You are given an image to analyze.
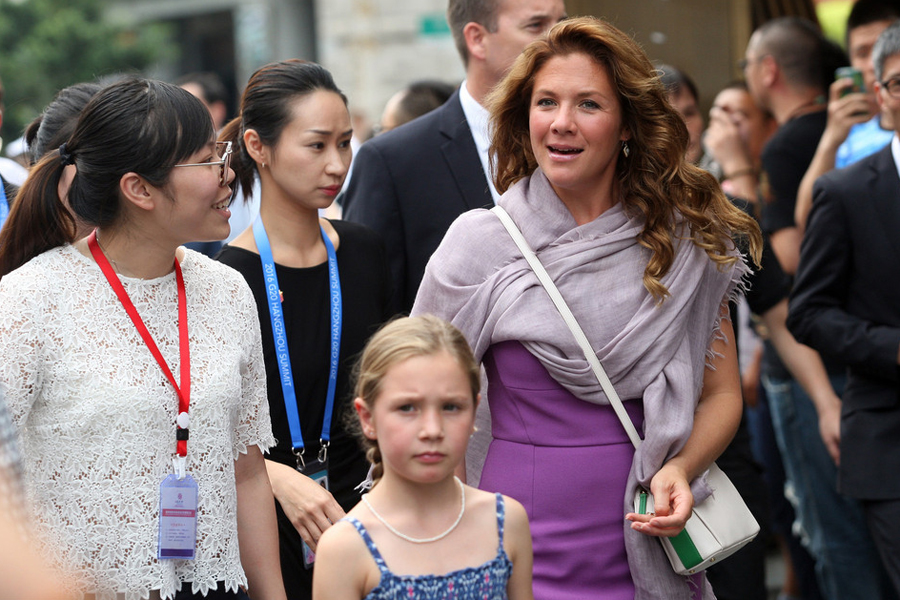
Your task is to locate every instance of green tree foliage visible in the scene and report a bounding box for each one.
[0,0,175,143]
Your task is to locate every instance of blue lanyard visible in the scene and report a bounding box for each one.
[0,182,9,229]
[253,218,342,468]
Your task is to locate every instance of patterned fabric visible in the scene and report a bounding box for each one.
[0,385,26,529]
[0,245,276,600]
[346,493,511,599]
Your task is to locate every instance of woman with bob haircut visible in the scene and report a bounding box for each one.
[0,78,286,600]
[413,16,761,599]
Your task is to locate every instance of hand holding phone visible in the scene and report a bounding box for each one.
[835,66,865,97]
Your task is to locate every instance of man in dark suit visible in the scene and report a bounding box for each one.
[342,0,566,314]
[788,21,900,595]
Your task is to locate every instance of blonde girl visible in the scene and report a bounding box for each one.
[313,316,533,600]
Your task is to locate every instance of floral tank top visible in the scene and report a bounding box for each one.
[344,493,512,599]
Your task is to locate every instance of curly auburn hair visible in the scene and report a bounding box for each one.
[348,316,480,485]
[488,16,762,301]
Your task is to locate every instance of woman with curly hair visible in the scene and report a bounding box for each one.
[412,16,761,599]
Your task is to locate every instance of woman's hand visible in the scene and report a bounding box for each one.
[266,459,345,551]
[625,462,694,537]
[704,106,753,177]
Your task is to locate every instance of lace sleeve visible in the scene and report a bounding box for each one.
[232,279,275,460]
[0,386,27,529]
[0,271,45,431]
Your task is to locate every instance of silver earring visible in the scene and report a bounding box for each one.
[622,141,630,158]
[261,162,266,169]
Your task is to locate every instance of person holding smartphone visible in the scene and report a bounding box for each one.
[795,0,900,231]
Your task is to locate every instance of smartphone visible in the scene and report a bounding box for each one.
[835,66,865,97]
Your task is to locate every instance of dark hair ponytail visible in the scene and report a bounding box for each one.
[0,153,74,277]
[25,82,102,166]
[0,78,213,279]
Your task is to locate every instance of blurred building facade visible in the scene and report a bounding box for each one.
[110,0,816,130]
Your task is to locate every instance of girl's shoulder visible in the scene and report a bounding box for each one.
[464,488,530,555]
[463,487,529,537]
[497,493,529,538]
[315,516,378,597]
[320,516,370,553]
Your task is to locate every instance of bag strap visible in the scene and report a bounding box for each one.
[491,205,643,450]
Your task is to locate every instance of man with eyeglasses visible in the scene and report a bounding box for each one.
[742,17,894,600]
[794,0,900,232]
[788,21,900,596]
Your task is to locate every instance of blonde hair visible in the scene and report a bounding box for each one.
[350,316,480,483]
[488,16,762,301]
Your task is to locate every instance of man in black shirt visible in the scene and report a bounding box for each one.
[741,17,890,599]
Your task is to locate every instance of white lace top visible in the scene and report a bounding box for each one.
[0,245,276,600]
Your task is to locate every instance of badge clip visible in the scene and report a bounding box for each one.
[293,448,306,471]
[173,455,187,480]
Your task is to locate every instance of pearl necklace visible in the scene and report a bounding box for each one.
[361,477,465,544]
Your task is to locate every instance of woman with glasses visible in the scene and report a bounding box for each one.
[0,78,287,600]
[216,60,392,600]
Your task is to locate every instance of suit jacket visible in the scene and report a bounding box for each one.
[787,143,900,499]
[342,90,493,313]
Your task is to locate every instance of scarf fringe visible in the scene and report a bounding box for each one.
[704,254,752,370]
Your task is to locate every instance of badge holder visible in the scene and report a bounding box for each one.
[297,442,330,569]
[159,455,198,560]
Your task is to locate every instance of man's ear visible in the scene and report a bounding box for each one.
[464,21,490,62]
[875,81,886,111]
[760,55,779,88]
[119,172,156,212]
[243,129,269,167]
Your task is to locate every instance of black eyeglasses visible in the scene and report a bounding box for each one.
[173,141,233,187]
[881,77,900,98]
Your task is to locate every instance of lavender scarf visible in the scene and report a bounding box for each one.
[412,168,747,599]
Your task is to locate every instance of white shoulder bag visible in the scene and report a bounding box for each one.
[492,205,759,575]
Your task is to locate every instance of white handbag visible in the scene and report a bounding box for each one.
[492,205,760,575]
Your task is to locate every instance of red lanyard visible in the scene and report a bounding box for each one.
[87,229,191,457]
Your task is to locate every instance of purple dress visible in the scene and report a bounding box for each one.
[480,341,643,599]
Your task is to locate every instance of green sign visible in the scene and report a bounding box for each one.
[420,14,451,37]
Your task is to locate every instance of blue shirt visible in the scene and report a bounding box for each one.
[835,115,893,169]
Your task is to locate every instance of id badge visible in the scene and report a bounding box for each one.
[299,459,329,569]
[158,473,198,560]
